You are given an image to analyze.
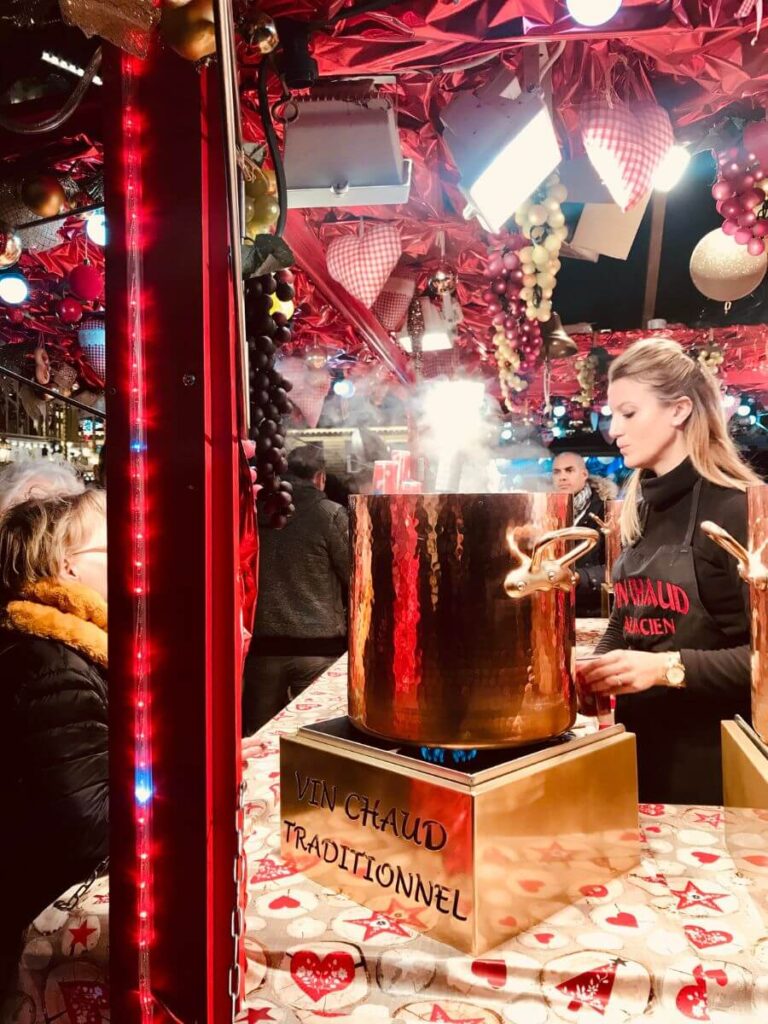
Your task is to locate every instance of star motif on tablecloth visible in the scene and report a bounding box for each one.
[68,920,97,951]
[429,1006,486,1024]
[345,910,413,940]
[244,1008,275,1023]
[93,894,110,904]
[533,840,574,863]
[381,897,428,929]
[670,881,728,912]
[693,811,726,828]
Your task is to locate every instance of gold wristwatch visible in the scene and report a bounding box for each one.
[664,652,686,689]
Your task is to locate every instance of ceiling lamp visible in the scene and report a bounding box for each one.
[86,211,107,246]
[442,71,561,234]
[653,145,691,192]
[398,298,453,353]
[0,270,29,305]
[283,80,412,208]
[566,0,622,27]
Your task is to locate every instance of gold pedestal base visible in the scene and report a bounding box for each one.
[722,718,768,926]
[280,720,640,954]
[722,717,768,810]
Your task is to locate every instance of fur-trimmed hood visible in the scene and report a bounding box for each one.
[589,475,619,501]
[2,579,107,668]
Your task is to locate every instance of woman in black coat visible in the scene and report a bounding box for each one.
[0,489,108,986]
[581,339,758,805]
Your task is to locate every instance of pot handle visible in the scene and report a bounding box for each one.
[505,526,599,599]
[701,520,768,590]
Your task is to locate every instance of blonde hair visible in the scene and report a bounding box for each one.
[0,489,106,600]
[610,338,759,545]
[0,457,84,515]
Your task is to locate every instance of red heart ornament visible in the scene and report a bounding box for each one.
[692,851,720,865]
[606,911,638,928]
[470,959,507,990]
[326,224,401,308]
[581,101,674,211]
[535,932,554,944]
[269,895,300,910]
[518,879,544,893]
[290,949,355,1003]
[684,925,733,949]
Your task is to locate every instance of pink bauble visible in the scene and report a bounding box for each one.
[494,279,507,294]
[482,288,495,304]
[748,238,766,256]
[509,269,524,283]
[722,199,741,219]
[487,256,503,276]
[735,228,753,245]
[744,120,768,170]
[738,211,757,228]
[753,220,768,237]
[492,312,505,326]
[68,262,104,301]
[723,162,744,181]
[741,188,765,210]
[722,219,739,236]
[56,297,83,323]
[712,181,734,201]
[503,251,520,271]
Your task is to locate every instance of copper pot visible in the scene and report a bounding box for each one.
[349,492,599,748]
[702,484,768,743]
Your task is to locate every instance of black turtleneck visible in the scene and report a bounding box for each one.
[596,457,751,699]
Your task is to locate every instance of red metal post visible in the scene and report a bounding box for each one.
[104,43,241,1022]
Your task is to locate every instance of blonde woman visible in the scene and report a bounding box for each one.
[581,338,759,804]
[0,491,107,982]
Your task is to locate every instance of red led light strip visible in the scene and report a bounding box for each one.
[122,53,154,1021]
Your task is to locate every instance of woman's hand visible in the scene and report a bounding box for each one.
[580,650,669,695]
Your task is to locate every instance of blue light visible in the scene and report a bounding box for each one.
[135,779,153,804]
[130,440,146,453]
[500,427,513,440]
[333,378,355,398]
[552,425,563,437]
[420,747,478,765]
[552,403,566,418]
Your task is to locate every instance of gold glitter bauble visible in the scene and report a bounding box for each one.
[690,229,767,302]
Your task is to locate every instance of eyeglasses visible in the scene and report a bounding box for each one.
[70,546,108,557]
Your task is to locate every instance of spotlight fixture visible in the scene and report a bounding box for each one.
[86,211,107,246]
[333,378,355,398]
[442,70,561,233]
[566,0,622,27]
[737,398,753,417]
[601,404,612,416]
[0,270,29,305]
[283,80,412,209]
[653,145,691,192]
[552,401,567,419]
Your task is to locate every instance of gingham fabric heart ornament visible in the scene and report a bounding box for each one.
[326,223,401,308]
[581,101,674,211]
[371,268,415,330]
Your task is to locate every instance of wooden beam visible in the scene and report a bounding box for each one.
[642,191,667,327]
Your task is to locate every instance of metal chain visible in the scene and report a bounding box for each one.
[54,857,109,913]
[228,779,248,1021]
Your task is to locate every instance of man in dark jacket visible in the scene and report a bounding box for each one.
[552,452,614,617]
[242,444,349,734]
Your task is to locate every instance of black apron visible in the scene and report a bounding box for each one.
[612,481,746,805]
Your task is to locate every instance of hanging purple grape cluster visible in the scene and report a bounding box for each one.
[245,269,296,528]
[712,147,768,256]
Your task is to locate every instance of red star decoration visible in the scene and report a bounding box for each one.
[429,1006,485,1024]
[381,897,429,929]
[693,811,726,828]
[345,910,413,940]
[68,920,97,951]
[533,840,574,863]
[244,1008,274,1023]
[670,881,728,912]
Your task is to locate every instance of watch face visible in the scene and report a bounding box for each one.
[667,665,685,685]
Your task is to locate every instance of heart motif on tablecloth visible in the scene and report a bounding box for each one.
[326,224,401,307]
[692,851,720,865]
[606,912,638,928]
[270,895,300,910]
[684,925,734,949]
[470,959,506,989]
[581,101,673,211]
[290,949,355,1002]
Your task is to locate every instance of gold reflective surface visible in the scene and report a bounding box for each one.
[280,725,640,955]
[349,492,599,748]
[702,484,768,742]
